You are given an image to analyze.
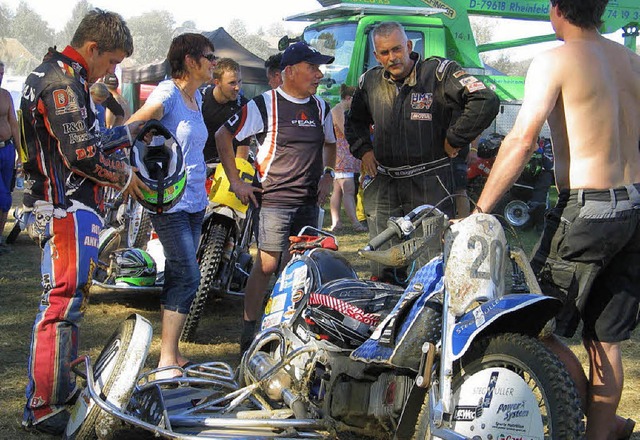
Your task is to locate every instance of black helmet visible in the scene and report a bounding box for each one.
[110,248,157,286]
[477,133,504,159]
[304,278,404,349]
[130,120,186,214]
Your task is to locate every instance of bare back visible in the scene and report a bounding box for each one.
[546,36,640,189]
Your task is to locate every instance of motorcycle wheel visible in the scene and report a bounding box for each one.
[65,314,152,440]
[128,203,153,249]
[503,199,531,229]
[413,333,583,439]
[180,221,229,343]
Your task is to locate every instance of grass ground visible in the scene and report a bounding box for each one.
[0,190,637,438]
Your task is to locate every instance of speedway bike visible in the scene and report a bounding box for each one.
[64,205,583,439]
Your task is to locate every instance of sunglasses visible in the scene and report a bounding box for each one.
[201,53,218,62]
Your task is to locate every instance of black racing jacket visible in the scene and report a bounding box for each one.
[345,52,500,168]
[20,46,132,215]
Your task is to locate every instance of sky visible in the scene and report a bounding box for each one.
[0,0,626,61]
[1,0,321,34]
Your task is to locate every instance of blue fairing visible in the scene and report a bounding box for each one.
[451,294,560,359]
[350,256,444,367]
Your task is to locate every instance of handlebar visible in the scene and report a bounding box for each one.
[363,204,445,251]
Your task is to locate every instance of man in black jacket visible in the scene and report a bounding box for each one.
[345,21,499,281]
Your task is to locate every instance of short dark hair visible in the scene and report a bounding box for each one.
[213,58,240,81]
[167,33,215,79]
[339,83,356,100]
[264,53,283,76]
[550,0,606,29]
[70,9,134,57]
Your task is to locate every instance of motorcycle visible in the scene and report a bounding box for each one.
[179,158,257,342]
[65,205,584,439]
[467,133,554,229]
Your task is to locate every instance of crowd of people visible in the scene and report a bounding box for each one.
[0,0,637,437]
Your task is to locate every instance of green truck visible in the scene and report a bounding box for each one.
[280,0,639,105]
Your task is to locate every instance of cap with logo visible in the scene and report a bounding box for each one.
[280,41,335,69]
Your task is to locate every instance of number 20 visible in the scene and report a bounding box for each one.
[468,234,505,284]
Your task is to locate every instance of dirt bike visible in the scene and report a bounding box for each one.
[65,204,584,439]
[467,134,554,229]
[179,158,257,342]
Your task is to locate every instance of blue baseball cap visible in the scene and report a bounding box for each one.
[280,42,335,69]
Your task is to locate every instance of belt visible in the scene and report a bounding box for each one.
[563,187,630,203]
[376,157,449,179]
[0,137,14,148]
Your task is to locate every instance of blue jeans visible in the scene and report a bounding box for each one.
[0,143,15,211]
[151,209,205,313]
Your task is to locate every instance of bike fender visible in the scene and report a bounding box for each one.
[202,209,236,232]
[450,294,561,360]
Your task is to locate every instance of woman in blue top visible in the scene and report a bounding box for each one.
[128,33,216,378]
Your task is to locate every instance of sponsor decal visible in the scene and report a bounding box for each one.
[262,312,284,328]
[437,58,452,75]
[453,69,467,78]
[496,401,530,423]
[75,146,96,160]
[453,405,481,421]
[62,120,86,134]
[420,0,456,18]
[482,371,499,408]
[69,132,92,144]
[466,81,487,93]
[53,87,80,115]
[497,434,536,440]
[411,112,432,121]
[459,76,479,86]
[411,92,433,110]
[291,110,317,127]
[292,288,305,303]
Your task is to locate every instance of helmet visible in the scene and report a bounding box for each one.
[304,278,404,349]
[111,248,157,286]
[130,120,186,214]
[477,133,504,159]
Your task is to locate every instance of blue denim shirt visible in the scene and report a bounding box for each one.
[146,80,208,213]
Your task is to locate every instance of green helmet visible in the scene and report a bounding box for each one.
[111,248,157,287]
[130,120,186,214]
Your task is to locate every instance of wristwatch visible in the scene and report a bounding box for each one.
[323,166,335,178]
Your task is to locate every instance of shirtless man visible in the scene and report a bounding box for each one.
[0,61,21,248]
[475,1,640,438]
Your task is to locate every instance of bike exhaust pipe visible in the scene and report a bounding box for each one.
[247,351,306,418]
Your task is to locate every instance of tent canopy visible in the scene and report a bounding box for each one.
[122,27,268,85]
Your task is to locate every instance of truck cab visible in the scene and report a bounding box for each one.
[281,0,639,106]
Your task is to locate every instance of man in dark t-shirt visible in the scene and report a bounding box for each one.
[215,42,337,352]
[202,58,249,162]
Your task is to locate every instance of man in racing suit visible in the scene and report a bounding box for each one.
[345,21,499,281]
[20,9,146,434]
